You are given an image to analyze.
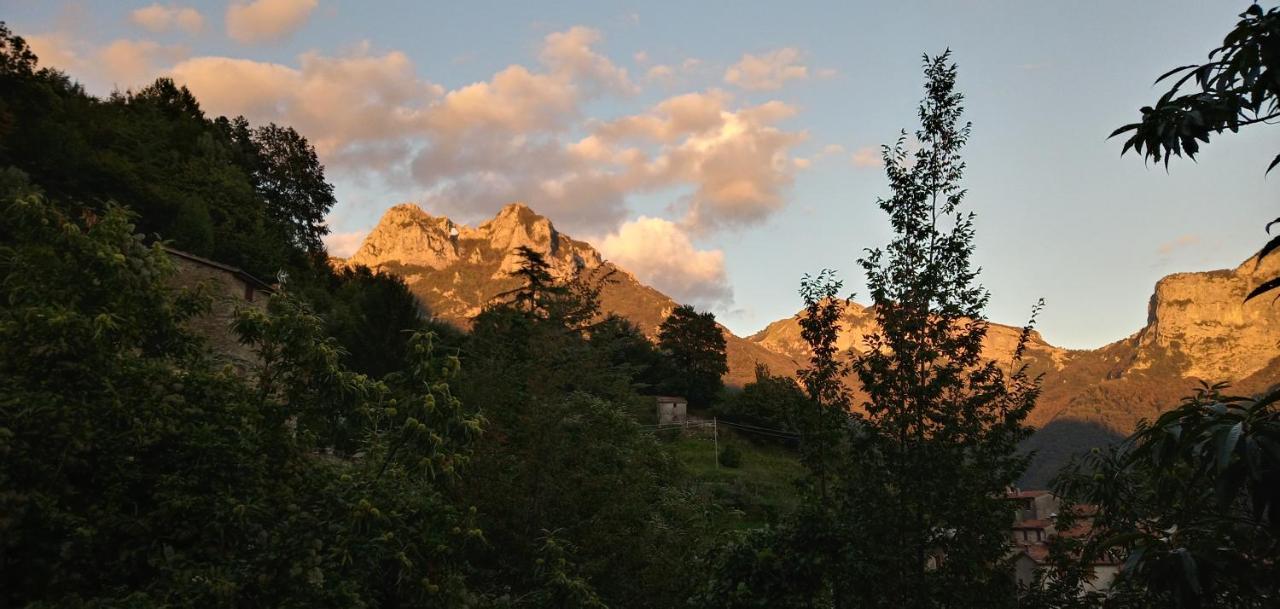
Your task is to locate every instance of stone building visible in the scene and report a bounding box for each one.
[655,396,688,425]
[164,247,273,365]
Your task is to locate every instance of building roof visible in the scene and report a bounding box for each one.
[164,246,275,293]
[1014,519,1053,530]
[1007,489,1049,499]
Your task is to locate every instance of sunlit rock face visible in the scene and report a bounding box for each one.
[334,202,797,387]
[1134,254,1280,382]
[743,255,1280,488]
[748,299,1068,370]
[347,203,461,271]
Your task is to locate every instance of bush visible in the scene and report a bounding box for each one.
[719,445,743,468]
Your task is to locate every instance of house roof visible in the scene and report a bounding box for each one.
[1007,489,1049,499]
[164,246,275,293]
[1013,519,1053,530]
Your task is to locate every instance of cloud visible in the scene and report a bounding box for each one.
[131,4,204,34]
[598,217,731,306]
[24,32,85,73]
[323,230,368,258]
[851,146,882,168]
[159,26,805,235]
[539,26,636,95]
[98,39,187,86]
[226,0,317,43]
[1156,234,1200,256]
[169,44,441,156]
[724,48,808,91]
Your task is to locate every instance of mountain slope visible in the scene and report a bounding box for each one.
[340,202,798,386]
[748,255,1280,485]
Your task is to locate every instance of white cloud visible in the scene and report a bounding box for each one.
[131,4,204,34]
[323,230,368,258]
[851,146,882,168]
[598,217,731,306]
[24,32,85,73]
[153,26,806,236]
[539,26,636,95]
[99,39,187,87]
[169,44,441,156]
[226,0,317,43]
[724,48,808,91]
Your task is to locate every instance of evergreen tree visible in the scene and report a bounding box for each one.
[839,51,1042,609]
[496,246,564,316]
[657,304,728,408]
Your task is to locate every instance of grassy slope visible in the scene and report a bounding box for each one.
[659,427,804,530]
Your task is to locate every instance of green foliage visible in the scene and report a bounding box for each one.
[0,189,482,607]
[795,270,853,501]
[247,122,335,255]
[322,265,449,379]
[658,304,728,408]
[1044,382,1280,608]
[461,267,711,608]
[693,517,835,609]
[1109,3,1280,300]
[835,51,1039,609]
[719,445,743,468]
[1110,3,1279,172]
[716,363,807,439]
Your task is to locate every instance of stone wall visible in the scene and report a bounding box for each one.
[166,250,269,367]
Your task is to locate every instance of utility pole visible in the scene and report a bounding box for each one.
[713,417,720,470]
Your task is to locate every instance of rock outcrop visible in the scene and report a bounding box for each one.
[745,255,1280,487]
[749,300,1068,370]
[338,202,796,386]
[1130,254,1280,381]
[340,200,1280,485]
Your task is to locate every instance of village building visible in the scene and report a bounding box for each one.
[164,246,273,365]
[654,396,688,425]
[1006,489,1120,593]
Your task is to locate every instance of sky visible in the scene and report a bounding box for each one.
[6,0,1278,349]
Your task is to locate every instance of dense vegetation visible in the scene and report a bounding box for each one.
[3,4,1279,607]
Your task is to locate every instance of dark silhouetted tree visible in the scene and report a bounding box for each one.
[657,304,728,408]
[839,51,1041,609]
[249,123,335,255]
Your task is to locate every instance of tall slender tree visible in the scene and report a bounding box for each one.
[840,51,1042,609]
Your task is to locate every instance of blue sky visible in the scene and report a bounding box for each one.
[7,0,1277,348]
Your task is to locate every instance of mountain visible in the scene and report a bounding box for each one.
[339,202,798,386]
[341,202,1280,486]
[748,255,1280,485]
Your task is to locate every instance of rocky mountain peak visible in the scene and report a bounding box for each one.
[345,201,604,280]
[1133,253,1280,381]
[347,203,460,270]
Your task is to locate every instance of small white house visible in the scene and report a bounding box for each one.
[655,396,688,425]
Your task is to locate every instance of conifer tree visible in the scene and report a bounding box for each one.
[840,51,1042,609]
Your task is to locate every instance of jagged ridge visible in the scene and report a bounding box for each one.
[339,202,798,386]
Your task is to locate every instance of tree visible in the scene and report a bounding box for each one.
[1110,3,1280,300]
[839,51,1041,609]
[496,246,564,316]
[795,270,853,502]
[249,123,335,256]
[0,187,483,607]
[1042,382,1280,609]
[716,363,807,439]
[657,304,728,408]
